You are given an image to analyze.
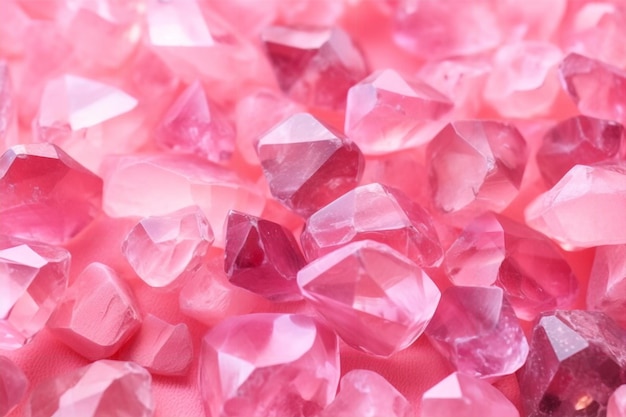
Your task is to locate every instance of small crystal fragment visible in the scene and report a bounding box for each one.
[587,245,626,327]
[0,356,28,416]
[609,385,626,417]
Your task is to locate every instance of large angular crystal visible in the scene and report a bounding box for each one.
[0,356,28,416]
[587,245,626,327]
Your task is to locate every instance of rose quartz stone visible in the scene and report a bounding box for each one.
[122,206,214,289]
[298,240,440,357]
[257,113,364,217]
[0,236,70,350]
[587,245,626,327]
[0,356,28,416]
[27,360,153,417]
[301,183,443,268]
[536,116,626,187]
[0,143,103,245]
[262,25,368,110]
[422,372,520,417]
[426,286,529,380]
[199,313,340,417]
[609,385,626,417]
[47,262,142,360]
[319,370,414,417]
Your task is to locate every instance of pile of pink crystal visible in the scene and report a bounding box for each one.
[2,1,626,416]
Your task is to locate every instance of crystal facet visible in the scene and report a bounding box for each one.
[609,385,626,417]
[587,245,626,328]
[0,356,28,416]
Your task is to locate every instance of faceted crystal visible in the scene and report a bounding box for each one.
[297,240,440,357]
[47,262,142,360]
[0,236,70,350]
[199,313,340,417]
[224,210,305,302]
[257,113,364,217]
[262,26,368,110]
[587,245,626,328]
[422,372,520,417]
[0,356,28,416]
[536,116,626,187]
[122,206,214,289]
[425,286,529,380]
[345,69,452,154]
[519,310,626,417]
[301,183,443,268]
[319,370,414,417]
[0,143,103,244]
[27,360,153,417]
[609,385,626,417]
[445,213,578,320]
[426,121,528,221]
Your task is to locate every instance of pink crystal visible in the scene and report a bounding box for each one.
[422,372,520,417]
[536,116,626,187]
[0,356,28,416]
[257,113,364,217]
[587,245,626,327]
[117,314,193,376]
[297,240,440,357]
[609,385,626,417]
[27,360,153,417]
[519,310,626,417]
[425,286,529,380]
[224,210,305,302]
[0,61,16,148]
[345,69,452,154]
[262,26,368,109]
[47,262,142,360]
[199,313,340,417]
[426,121,528,221]
[0,236,70,350]
[445,213,578,320]
[122,206,214,289]
[0,143,103,245]
[300,183,443,268]
[319,370,414,417]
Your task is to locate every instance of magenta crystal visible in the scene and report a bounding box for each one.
[0,356,28,416]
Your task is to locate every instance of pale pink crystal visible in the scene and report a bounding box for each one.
[425,286,529,380]
[0,236,70,350]
[297,240,440,357]
[0,61,16,148]
[122,206,214,289]
[0,143,103,245]
[47,262,142,360]
[199,313,340,417]
[587,245,626,327]
[609,385,626,417]
[27,360,153,417]
[117,314,193,376]
[300,183,443,268]
[345,69,452,154]
[421,372,520,417]
[0,356,28,416]
[257,113,364,217]
[319,370,414,417]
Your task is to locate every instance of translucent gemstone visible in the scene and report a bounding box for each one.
[154,81,235,163]
[345,69,452,154]
[425,286,529,380]
[560,53,626,125]
[426,121,528,221]
[297,240,441,357]
[301,183,443,268]
[536,116,626,187]
[519,310,626,417]
[525,164,626,248]
[0,61,16,148]
[47,262,142,360]
[445,213,578,320]
[0,356,28,416]
[27,360,153,417]
[609,385,626,417]
[422,372,520,417]
[117,314,193,376]
[261,26,368,110]
[587,245,626,327]
[122,206,214,289]
[224,210,305,302]
[484,42,562,118]
[199,313,340,417]
[257,113,364,217]
[0,236,70,350]
[0,143,103,244]
[318,370,414,417]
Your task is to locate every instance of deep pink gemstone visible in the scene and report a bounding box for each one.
[300,183,443,268]
[298,240,440,357]
[199,313,340,417]
[224,210,305,302]
[519,310,626,417]
[257,113,364,217]
[609,385,626,417]
[0,356,28,416]
[587,245,626,327]
[0,143,103,244]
